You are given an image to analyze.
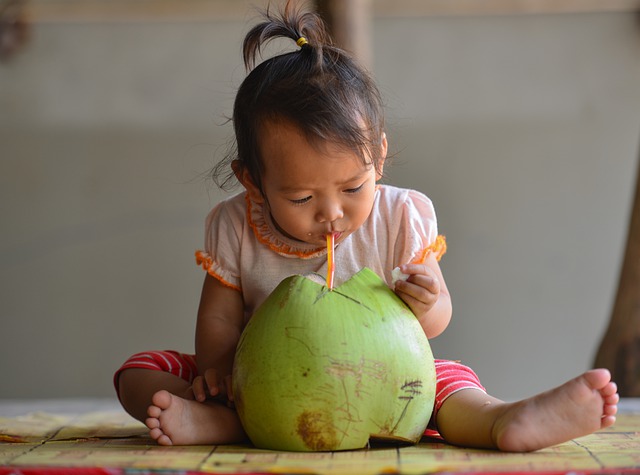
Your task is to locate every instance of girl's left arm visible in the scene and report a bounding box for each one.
[393,252,452,339]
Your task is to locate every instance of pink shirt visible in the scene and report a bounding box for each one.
[196,185,443,321]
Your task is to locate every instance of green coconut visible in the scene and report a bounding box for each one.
[232,267,436,452]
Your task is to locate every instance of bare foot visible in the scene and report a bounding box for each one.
[492,369,619,452]
[145,390,245,446]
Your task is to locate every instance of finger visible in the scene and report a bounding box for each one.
[395,289,426,316]
[225,375,236,408]
[191,377,207,402]
[225,375,234,402]
[399,263,430,277]
[395,282,437,312]
[395,277,435,299]
[204,370,222,397]
[407,274,440,294]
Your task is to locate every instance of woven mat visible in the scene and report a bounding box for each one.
[1,410,639,474]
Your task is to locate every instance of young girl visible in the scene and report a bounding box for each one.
[115,1,618,452]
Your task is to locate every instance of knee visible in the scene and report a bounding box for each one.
[115,368,156,422]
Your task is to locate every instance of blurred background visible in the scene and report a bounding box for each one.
[1,0,639,402]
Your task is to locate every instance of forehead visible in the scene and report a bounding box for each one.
[258,119,370,185]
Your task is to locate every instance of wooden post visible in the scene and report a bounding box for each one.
[594,140,640,397]
[314,0,373,70]
[0,0,30,62]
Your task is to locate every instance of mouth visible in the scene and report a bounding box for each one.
[308,231,343,246]
[326,231,343,243]
[330,231,342,241]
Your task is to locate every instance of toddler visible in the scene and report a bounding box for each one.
[115,1,618,452]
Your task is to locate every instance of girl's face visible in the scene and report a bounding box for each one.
[237,120,387,247]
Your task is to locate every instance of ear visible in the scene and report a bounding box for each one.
[376,132,388,181]
[232,160,264,204]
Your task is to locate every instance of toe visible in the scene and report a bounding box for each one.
[151,389,173,409]
[604,393,620,406]
[601,415,616,429]
[603,403,618,417]
[600,382,618,397]
[149,427,163,440]
[583,369,611,390]
[145,417,160,430]
[157,434,173,446]
[147,405,161,419]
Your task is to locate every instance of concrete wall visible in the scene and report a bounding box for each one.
[1,7,639,401]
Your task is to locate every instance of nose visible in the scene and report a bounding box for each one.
[315,198,344,224]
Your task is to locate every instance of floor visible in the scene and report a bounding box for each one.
[1,398,639,475]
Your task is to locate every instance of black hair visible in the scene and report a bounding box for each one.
[212,0,385,193]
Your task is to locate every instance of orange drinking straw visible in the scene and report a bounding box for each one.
[326,233,335,290]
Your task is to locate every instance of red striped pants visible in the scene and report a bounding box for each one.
[114,351,485,435]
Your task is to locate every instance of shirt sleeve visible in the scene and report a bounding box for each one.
[395,189,446,267]
[195,195,244,291]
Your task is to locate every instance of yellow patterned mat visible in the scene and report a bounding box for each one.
[1,410,639,474]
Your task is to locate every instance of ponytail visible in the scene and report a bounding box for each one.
[242,1,329,72]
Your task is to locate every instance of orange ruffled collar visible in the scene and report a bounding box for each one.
[246,194,328,259]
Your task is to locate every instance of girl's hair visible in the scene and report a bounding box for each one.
[212,0,385,193]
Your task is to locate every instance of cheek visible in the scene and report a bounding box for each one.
[355,203,372,224]
[352,189,376,221]
[272,204,309,229]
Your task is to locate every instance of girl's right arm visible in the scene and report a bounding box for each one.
[193,274,245,403]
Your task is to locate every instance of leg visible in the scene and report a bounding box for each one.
[115,351,246,446]
[436,368,619,452]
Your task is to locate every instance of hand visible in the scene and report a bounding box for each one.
[191,368,234,407]
[393,263,441,318]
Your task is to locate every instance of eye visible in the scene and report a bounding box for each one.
[344,183,365,194]
[289,195,312,205]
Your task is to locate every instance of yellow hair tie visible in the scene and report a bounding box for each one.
[296,36,308,48]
